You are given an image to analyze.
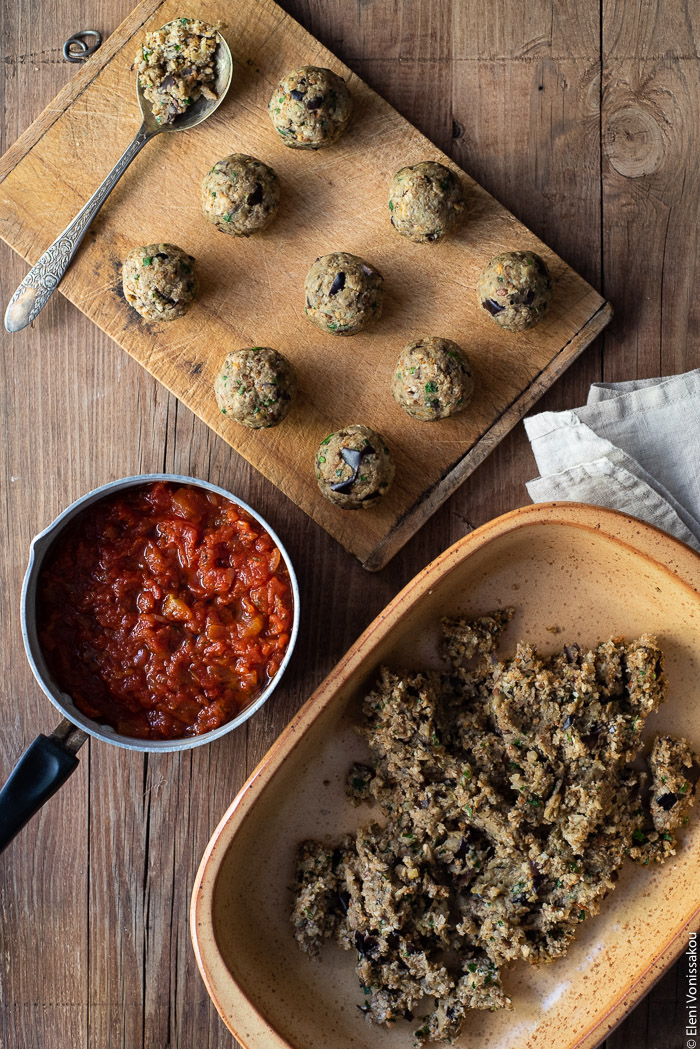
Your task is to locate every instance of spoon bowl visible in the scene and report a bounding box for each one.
[137,21,233,133]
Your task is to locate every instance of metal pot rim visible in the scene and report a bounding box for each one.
[21,473,300,753]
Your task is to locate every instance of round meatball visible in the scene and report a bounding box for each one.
[214,347,297,429]
[201,154,280,237]
[305,253,384,336]
[391,337,474,421]
[268,65,352,150]
[315,425,395,509]
[388,162,465,243]
[476,251,553,332]
[122,243,197,321]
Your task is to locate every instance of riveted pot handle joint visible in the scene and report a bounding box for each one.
[0,725,87,855]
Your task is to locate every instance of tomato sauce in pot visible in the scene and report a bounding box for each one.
[37,482,294,740]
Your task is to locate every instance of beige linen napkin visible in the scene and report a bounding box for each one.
[524,370,700,553]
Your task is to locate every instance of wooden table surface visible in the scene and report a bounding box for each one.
[0,2,696,1048]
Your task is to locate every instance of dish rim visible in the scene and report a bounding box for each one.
[190,501,700,1049]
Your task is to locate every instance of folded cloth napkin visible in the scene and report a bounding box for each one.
[524,369,700,553]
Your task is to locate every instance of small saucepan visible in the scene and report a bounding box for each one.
[0,473,300,854]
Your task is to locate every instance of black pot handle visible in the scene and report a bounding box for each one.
[0,719,87,854]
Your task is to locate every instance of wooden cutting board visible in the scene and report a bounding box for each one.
[0,0,611,570]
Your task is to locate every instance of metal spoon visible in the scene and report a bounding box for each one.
[4,21,232,333]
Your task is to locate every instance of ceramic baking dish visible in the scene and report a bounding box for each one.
[191,502,700,1049]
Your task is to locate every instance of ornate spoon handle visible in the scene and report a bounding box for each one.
[4,123,158,333]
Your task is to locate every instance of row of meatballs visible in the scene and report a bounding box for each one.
[122,64,554,332]
[121,243,553,338]
[212,337,473,510]
[120,245,552,513]
[120,62,555,511]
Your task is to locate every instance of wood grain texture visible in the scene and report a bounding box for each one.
[0,0,609,569]
[0,2,696,1049]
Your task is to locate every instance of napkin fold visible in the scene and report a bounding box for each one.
[524,369,700,553]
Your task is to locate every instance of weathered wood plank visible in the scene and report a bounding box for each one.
[449,37,604,539]
[601,54,700,379]
[600,0,699,1045]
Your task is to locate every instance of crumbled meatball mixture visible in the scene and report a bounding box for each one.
[135,18,220,125]
[346,763,374,804]
[648,736,695,836]
[268,65,352,149]
[292,611,696,1044]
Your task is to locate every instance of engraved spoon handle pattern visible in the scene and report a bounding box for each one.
[4,124,157,333]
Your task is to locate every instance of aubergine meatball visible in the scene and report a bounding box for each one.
[315,425,394,509]
[122,243,197,321]
[391,337,474,421]
[388,162,465,243]
[201,154,280,237]
[476,251,553,332]
[214,347,297,429]
[305,253,384,336]
[268,65,352,150]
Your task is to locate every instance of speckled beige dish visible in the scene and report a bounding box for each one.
[191,503,700,1049]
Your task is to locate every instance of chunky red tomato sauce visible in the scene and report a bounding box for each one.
[38,482,294,740]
